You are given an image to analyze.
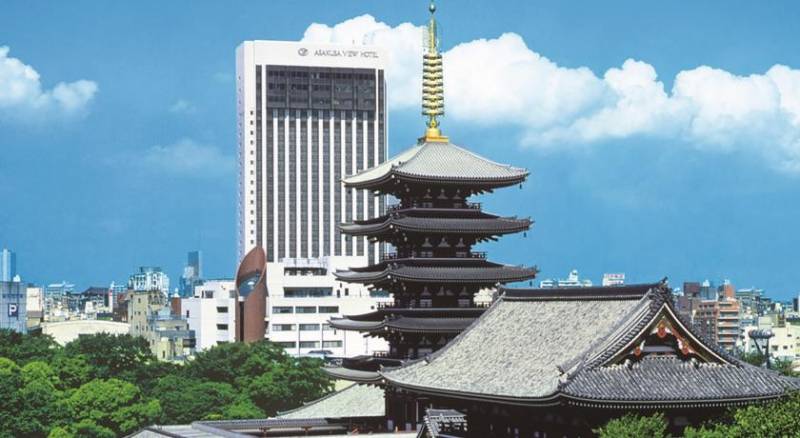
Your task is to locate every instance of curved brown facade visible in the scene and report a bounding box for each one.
[235,246,267,342]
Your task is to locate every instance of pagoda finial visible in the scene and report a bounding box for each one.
[421,0,448,143]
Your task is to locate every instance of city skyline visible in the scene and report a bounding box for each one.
[3,1,800,298]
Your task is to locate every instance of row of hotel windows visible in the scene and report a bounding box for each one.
[272,305,339,314]
[274,340,343,349]
[272,323,333,332]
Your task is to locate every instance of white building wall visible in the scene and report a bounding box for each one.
[182,280,237,352]
[265,256,390,357]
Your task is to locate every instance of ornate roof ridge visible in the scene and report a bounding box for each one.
[499,282,660,301]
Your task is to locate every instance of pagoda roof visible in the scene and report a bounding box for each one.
[340,212,531,237]
[330,315,476,334]
[322,367,384,383]
[343,141,528,190]
[335,259,537,285]
[381,282,800,408]
[277,383,385,420]
[338,307,486,322]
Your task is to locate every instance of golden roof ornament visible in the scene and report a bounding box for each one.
[421,0,448,143]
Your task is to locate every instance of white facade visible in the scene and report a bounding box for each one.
[739,324,800,362]
[128,267,170,294]
[181,280,237,351]
[539,269,593,288]
[236,40,387,264]
[602,273,625,287]
[265,256,390,357]
[26,285,43,313]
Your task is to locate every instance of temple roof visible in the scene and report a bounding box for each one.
[381,283,800,407]
[336,307,486,322]
[340,213,531,237]
[322,367,384,383]
[277,383,385,420]
[343,141,528,190]
[335,258,537,285]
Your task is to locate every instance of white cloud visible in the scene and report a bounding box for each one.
[142,138,233,178]
[169,99,196,114]
[302,15,800,174]
[0,46,97,121]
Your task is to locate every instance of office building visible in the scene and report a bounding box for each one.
[25,285,43,328]
[236,40,387,264]
[181,279,237,351]
[0,248,16,282]
[234,246,268,342]
[129,289,195,362]
[602,273,625,286]
[0,279,26,333]
[128,267,170,295]
[539,269,592,288]
[265,256,392,357]
[179,251,203,297]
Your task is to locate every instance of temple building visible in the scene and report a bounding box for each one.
[134,2,800,437]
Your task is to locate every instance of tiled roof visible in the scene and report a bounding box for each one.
[322,367,383,383]
[343,141,528,189]
[330,316,476,334]
[340,215,531,237]
[336,260,537,285]
[277,383,385,419]
[382,283,800,406]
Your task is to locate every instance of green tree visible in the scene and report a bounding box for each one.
[51,354,92,390]
[594,413,669,438]
[0,357,22,438]
[0,329,60,365]
[63,378,161,436]
[154,375,238,424]
[223,397,264,419]
[63,333,154,381]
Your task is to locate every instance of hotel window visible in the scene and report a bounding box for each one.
[299,323,320,331]
[216,306,228,313]
[318,306,339,313]
[275,341,296,348]
[273,306,293,314]
[216,324,228,330]
[296,306,316,314]
[272,324,295,331]
[299,341,319,349]
[323,340,342,348]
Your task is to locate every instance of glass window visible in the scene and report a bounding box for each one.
[299,341,319,349]
[284,287,332,298]
[216,306,228,313]
[296,306,316,314]
[273,306,293,314]
[275,341,296,348]
[323,340,342,348]
[216,324,228,330]
[318,306,339,313]
[272,324,295,331]
[299,323,320,331]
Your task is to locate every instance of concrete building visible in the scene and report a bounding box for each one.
[128,289,195,362]
[0,248,16,282]
[539,269,593,288]
[42,320,130,345]
[26,285,44,328]
[181,279,237,351]
[236,40,387,264]
[129,267,170,295]
[0,279,26,332]
[601,273,625,287]
[265,256,390,357]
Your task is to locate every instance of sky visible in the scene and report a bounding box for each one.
[1,1,799,299]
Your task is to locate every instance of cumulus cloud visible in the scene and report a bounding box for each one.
[0,46,97,121]
[302,15,800,174]
[142,138,234,178]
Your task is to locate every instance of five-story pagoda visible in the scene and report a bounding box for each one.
[326,1,538,382]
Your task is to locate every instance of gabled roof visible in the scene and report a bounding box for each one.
[277,383,385,420]
[382,282,800,407]
[343,141,528,190]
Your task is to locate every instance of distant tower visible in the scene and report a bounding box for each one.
[1,248,16,282]
[234,246,268,342]
[179,251,203,297]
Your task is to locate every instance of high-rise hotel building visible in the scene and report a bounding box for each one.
[236,41,387,264]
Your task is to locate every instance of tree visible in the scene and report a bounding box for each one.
[63,378,161,436]
[0,357,22,438]
[154,375,238,424]
[51,354,92,389]
[594,413,668,438]
[63,333,154,381]
[0,329,60,365]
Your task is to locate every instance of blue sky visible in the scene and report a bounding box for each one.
[2,1,799,298]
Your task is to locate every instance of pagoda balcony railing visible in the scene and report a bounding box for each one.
[386,202,482,213]
[376,301,491,310]
[380,252,487,262]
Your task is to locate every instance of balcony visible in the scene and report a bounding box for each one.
[380,252,487,262]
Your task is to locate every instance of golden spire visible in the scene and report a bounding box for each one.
[421,0,448,143]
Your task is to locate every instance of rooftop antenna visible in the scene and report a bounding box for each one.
[421,0,448,143]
